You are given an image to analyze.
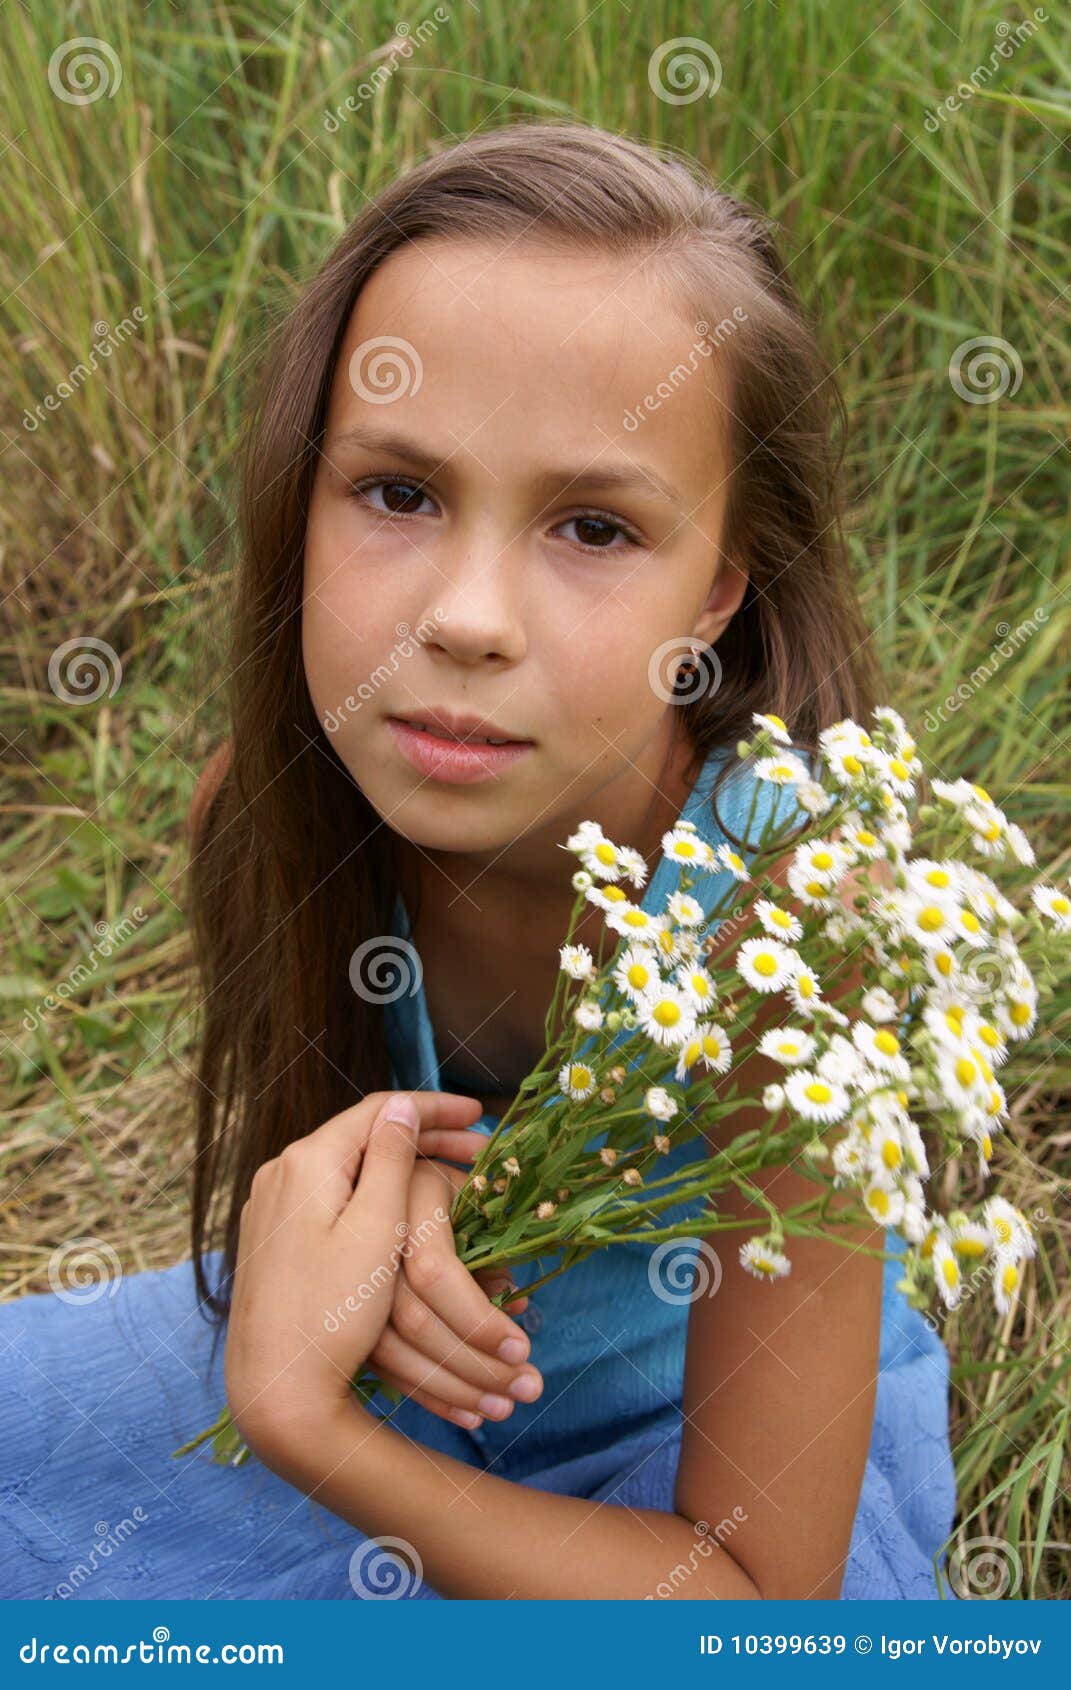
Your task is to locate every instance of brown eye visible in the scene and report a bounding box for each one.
[558,512,640,553]
[350,477,434,517]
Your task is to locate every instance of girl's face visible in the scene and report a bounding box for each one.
[302,236,747,867]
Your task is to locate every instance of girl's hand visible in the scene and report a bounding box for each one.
[224,1089,484,1462]
[367,1151,544,1431]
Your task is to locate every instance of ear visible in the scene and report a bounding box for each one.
[693,556,749,647]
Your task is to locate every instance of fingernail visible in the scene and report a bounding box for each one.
[384,1095,418,1130]
[477,1393,514,1418]
[496,1336,528,1364]
[450,1409,483,1429]
[508,1371,543,1402]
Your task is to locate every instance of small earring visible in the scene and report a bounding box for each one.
[676,640,704,682]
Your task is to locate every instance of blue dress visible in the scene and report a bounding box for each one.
[0,746,956,1600]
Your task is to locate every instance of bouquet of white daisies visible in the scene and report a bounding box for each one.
[180,705,1065,1466]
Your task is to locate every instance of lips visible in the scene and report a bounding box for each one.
[390,713,531,746]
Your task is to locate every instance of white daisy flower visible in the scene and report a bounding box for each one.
[875,749,916,796]
[605,903,668,944]
[751,711,792,744]
[559,1060,598,1101]
[584,882,632,914]
[616,846,649,890]
[715,842,749,881]
[932,1231,963,1308]
[935,1047,988,1109]
[861,1176,906,1227]
[736,936,796,993]
[636,984,697,1049]
[644,1085,679,1123]
[674,1023,733,1079]
[559,942,596,980]
[840,816,884,860]
[823,741,873,786]
[784,1069,850,1124]
[573,1000,605,1031]
[851,1020,911,1077]
[758,1027,816,1067]
[740,1236,791,1280]
[565,819,605,853]
[982,1196,1035,1260]
[675,963,718,1014]
[571,869,593,892]
[754,752,810,786]
[577,834,627,881]
[949,1218,992,1264]
[992,1252,1024,1317]
[755,898,803,942]
[786,961,824,1015]
[666,890,705,928]
[662,826,714,871]
[996,969,1038,1040]
[796,779,833,816]
[762,1083,785,1111]
[861,985,898,1023]
[1032,884,1071,930]
[906,858,963,900]
[872,705,908,738]
[612,945,662,1002]
[832,1129,868,1184]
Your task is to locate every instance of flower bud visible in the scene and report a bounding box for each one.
[599,1146,618,1167]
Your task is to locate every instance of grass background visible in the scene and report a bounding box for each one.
[2,0,1069,1597]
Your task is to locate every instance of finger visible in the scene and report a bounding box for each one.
[372,1320,520,1420]
[416,1127,495,1164]
[309,1091,486,1202]
[400,1189,534,1364]
[390,1270,540,1396]
[370,1364,486,1432]
[339,1095,421,1238]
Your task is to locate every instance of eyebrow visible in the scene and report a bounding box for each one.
[327,424,683,506]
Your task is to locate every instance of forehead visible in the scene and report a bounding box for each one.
[325,236,732,495]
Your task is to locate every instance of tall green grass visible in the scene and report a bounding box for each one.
[2,0,1068,1597]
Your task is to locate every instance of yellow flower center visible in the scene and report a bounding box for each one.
[972,783,992,804]
[604,885,627,903]
[889,758,909,780]
[953,1236,986,1258]
[935,952,954,977]
[961,910,981,934]
[766,714,787,731]
[987,1090,1003,1116]
[653,1000,682,1027]
[868,1187,891,1217]
[624,910,649,927]
[675,840,697,858]
[753,952,778,978]
[594,842,616,865]
[882,1139,902,1169]
[701,1034,723,1058]
[981,1133,993,1158]
[954,1057,977,1087]
[812,850,835,871]
[727,852,744,871]
[855,829,877,848]
[1009,1001,1031,1026]
[1001,1262,1019,1295]
[925,868,951,888]
[945,1011,964,1037]
[806,880,827,898]
[918,906,945,932]
[1052,895,1071,915]
[981,820,1001,842]
[941,1256,960,1289]
[797,974,815,999]
[804,1081,833,1104]
[843,754,863,775]
[769,908,793,928]
[874,1030,900,1056]
[569,1065,592,1088]
[777,1041,800,1057]
[627,963,650,989]
[993,1217,1012,1245]
[978,1023,999,1047]
[896,1090,909,1106]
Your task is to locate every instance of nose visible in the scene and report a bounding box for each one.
[417,525,527,666]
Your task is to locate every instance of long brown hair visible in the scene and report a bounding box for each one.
[186,118,878,1341]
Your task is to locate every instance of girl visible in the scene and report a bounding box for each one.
[0,121,956,1601]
